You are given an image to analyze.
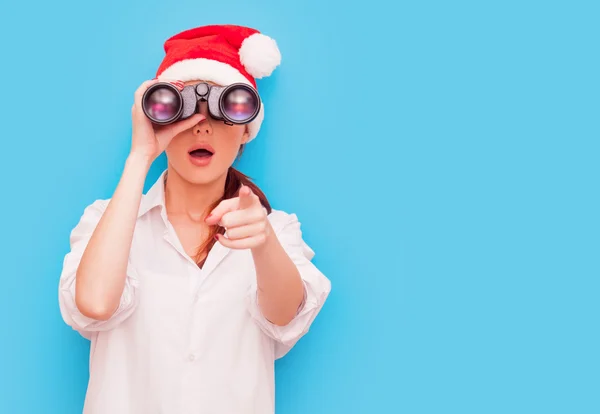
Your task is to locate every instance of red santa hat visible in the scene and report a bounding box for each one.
[155,24,281,142]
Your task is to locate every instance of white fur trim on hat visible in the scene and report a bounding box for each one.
[157,58,264,141]
[157,58,254,86]
[239,33,281,78]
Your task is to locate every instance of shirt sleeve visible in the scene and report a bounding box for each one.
[247,211,332,359]
[58,199,139,338]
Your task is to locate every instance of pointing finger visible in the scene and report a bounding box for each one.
[238,185,256,210]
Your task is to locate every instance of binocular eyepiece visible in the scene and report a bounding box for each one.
[142,82,261,126]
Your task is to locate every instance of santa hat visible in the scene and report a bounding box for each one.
[155,24,281,141]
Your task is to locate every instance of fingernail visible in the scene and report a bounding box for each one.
[214,234,220,241]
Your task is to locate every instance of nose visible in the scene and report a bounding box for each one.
[192,101,212,136]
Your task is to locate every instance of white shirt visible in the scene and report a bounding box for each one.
[58,170,331,414]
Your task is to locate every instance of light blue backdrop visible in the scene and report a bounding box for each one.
[0,0,598,413]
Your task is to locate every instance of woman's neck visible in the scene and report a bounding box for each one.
[163,166,227,222]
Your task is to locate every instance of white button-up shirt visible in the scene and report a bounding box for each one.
[58,170,331,414]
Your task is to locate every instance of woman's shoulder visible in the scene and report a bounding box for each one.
[77,198,111,221]
[267,208,300,229]
[86,198,111,211]
[267,208,316,259]
[66,199,111,243]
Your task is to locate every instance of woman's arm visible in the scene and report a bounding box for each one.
[208,188,331,354]
[250,228,305,325]
[207,185,305,326]
[74,154,150,320]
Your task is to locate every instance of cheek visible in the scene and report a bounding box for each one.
[213,125,246,157]
[164,139,187,162]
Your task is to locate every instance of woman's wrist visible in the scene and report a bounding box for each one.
[126,152,153,173]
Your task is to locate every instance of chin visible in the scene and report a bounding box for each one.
[188,172,223,185]
[171,162,227,186]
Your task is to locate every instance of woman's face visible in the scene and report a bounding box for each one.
[164,80,250,185]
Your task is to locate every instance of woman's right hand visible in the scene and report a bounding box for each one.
[130,79,206,164]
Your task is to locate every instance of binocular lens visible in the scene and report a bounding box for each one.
[143,86,181,122]
[222,88,259,122]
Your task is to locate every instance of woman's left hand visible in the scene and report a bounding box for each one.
[205,186,271,250]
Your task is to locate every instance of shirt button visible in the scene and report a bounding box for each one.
[188,354,195,361]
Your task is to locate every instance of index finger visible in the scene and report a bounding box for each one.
[237,185,256,210]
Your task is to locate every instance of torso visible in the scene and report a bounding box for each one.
[60,174,325,414]
[82,205,281,414]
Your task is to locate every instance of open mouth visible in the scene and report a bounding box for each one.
[189,148,214,158]
[188,144,215,166]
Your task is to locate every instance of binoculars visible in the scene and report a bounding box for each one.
[142,82,261,126]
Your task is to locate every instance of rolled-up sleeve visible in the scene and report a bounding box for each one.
[58,199,139,338]
[247,211,331,359]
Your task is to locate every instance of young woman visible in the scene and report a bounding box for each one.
[58,24,331,414]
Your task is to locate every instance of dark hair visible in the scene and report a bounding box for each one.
[193,145,271,266]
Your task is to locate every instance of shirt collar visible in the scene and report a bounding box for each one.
[138,169,168,218]
[139,169,233,275]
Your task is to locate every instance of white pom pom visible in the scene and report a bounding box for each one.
[239,33,281,79]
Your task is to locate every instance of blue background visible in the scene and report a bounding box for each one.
[1,0,598,412]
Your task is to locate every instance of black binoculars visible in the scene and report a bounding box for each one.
[142,82,261,126]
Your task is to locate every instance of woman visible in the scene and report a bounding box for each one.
[58,24,331,414]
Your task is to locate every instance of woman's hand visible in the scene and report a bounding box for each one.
[130,79,205,164]
[205,185,271,250]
